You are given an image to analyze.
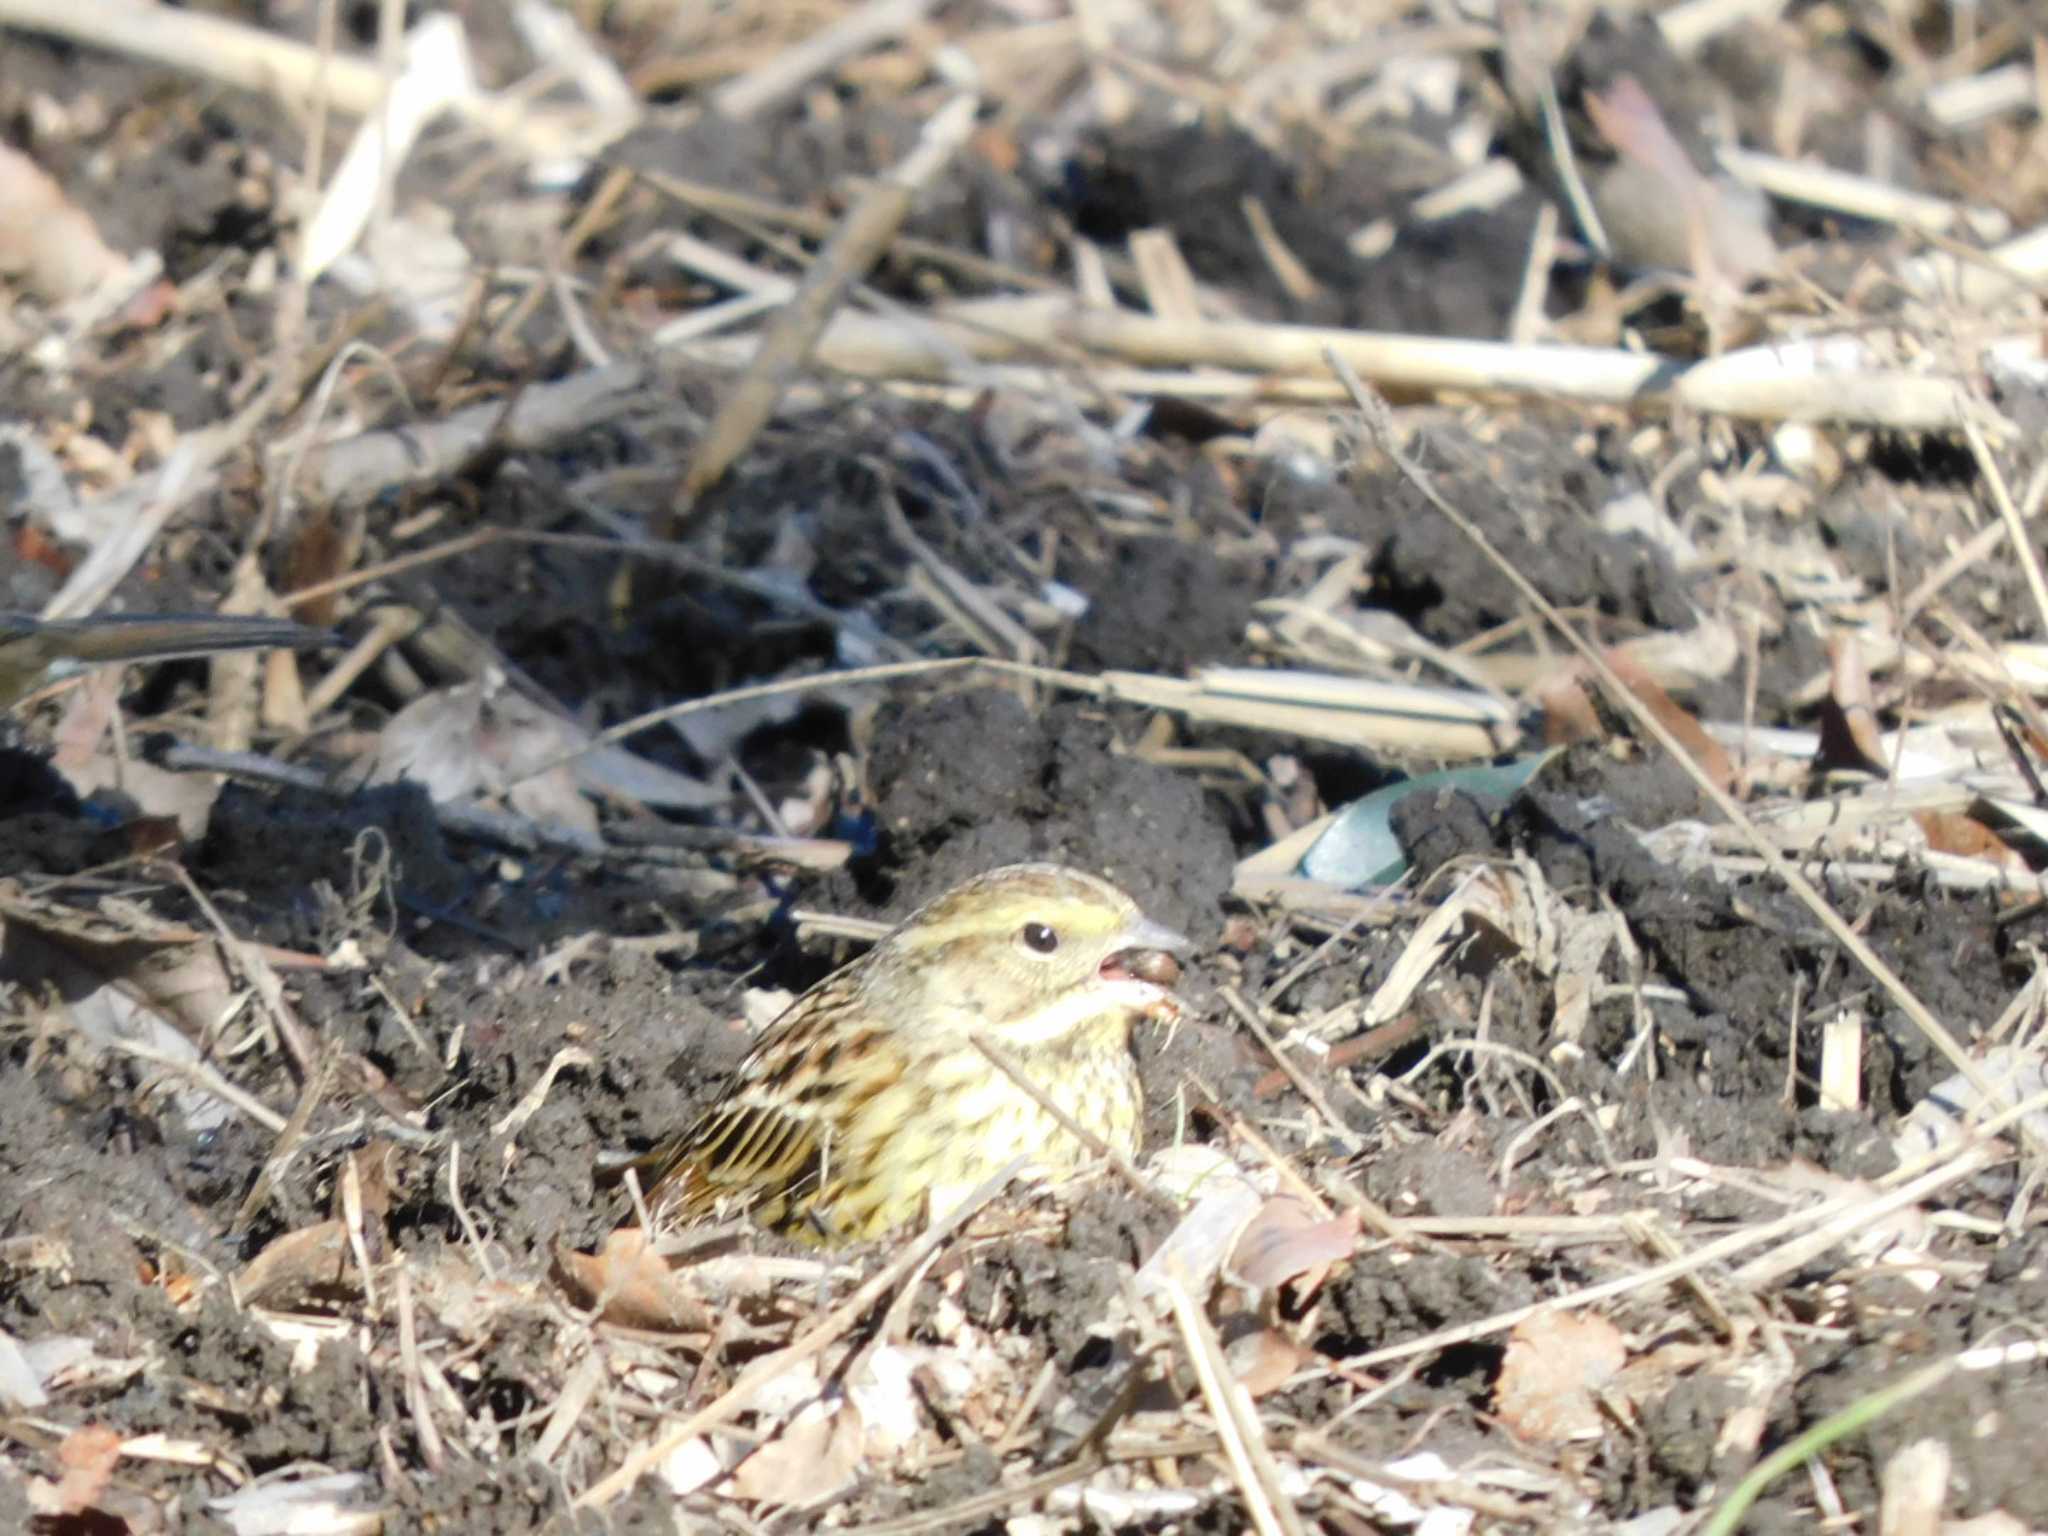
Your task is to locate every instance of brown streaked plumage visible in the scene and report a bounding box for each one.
[0,611,325,711]
[635,863,1191,1245]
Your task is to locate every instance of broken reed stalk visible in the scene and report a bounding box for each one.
[688,291,1982,430]
[0,0,555,151]
[1160,1268,1308,1536]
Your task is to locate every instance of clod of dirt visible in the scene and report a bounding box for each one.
[200,780,467,937]
[1069,535,1259,675]
[1321,1249,1537,1363]
[1340,432,1687,642]
[1061,118,1530,336]
[865,689,1234,941]
[1785,1272,2048,1528]
[1367,1141,1497,1219]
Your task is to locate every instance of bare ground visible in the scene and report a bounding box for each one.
[4,2,2048,1533]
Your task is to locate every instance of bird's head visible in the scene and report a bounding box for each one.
[862,863,1191,1042]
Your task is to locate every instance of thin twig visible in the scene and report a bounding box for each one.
[95,1034,286,1134]
[1216,985,1363,1153]
[232,1044,339,1231]
[1965,413,2048,641]
[1339,1103,2031,1374]
[840,1434,1237,1536]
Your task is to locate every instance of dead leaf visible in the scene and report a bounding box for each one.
[0,1330,47,1410]
[724,1400,865,1506]
[1914,811,2029,884]
[1221,1321,1309,1398]
[0,143,131,302]
[46,670,229,837]
[117,277,178,329]
[232,1222,352,1309]
[553,1229,712,1332]
[1535,668,1602,747]
[27,1422,122,1516]
[1581,75,1776,291]
[371,676,723,836]
[1137,1146,1267,1304]
[206,1471,378,1534]
[330,1142,402,1231]
[1228,1196,1360,1296]
[1759,1160,1933,1262]
[845,1345,927,1456]
[1941,1513,2029,1536]
[1494,1310,1627,1442]
[1880,1437,1949,1536]
[1535,650,1733,794]
[281,510,362,631]
[0,882,238,1042]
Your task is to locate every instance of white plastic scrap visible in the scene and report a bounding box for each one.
[206,1472,378,1536]
[1345,1453,1475,1536]
[1894,1045,2048,1162]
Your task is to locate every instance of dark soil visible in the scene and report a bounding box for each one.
[4,4,2047,1533]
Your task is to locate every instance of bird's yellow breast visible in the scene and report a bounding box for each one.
[789,1025,1142,1243]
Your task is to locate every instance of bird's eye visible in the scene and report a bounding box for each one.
[1020,922,1060,954]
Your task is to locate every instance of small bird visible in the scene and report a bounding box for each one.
[634,863,1191,1245]
[0,611,325,711]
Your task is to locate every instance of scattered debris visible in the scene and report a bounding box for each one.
[2,0,2047,1530]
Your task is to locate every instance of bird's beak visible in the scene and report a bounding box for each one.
[1101,915,1194,987]
[1122,916,1192,956]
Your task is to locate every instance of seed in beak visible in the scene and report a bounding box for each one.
[1101,948,1182,987]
